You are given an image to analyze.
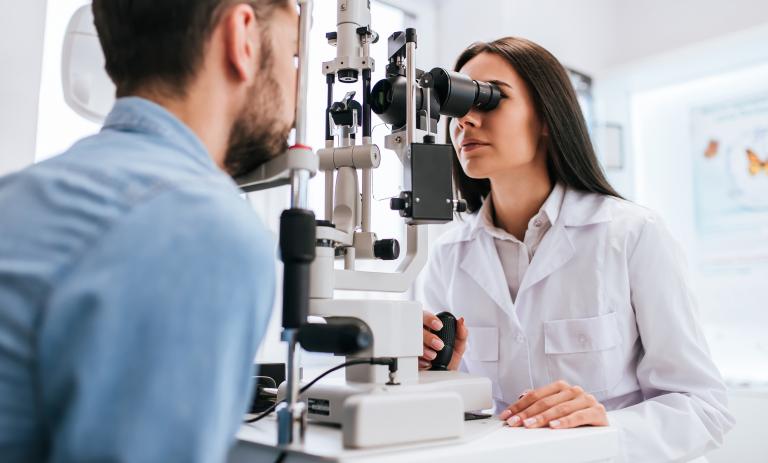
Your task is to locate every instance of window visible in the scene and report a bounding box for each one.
[305,2,407,260]
[254,1,411,365]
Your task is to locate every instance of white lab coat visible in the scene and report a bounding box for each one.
[420,187,734,463]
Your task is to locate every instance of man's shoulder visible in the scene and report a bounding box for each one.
[0,131,266,281]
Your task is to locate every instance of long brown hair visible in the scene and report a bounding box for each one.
[450,37,623,213]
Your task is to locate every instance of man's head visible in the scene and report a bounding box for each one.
[92,0,298,177]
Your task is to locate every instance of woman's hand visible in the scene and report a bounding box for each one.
[419,311,468,370]
[499,380,608,429]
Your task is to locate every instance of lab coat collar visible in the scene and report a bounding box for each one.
[455,187,613,313]
[477,183,565,242]
[460,185,613,243]
[459,230,516,318]
[543,182,566,225]
[559,188,613,227]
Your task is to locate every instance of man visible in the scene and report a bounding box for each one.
[0,1,297,461]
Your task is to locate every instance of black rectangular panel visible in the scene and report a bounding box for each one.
[410,143,453,223]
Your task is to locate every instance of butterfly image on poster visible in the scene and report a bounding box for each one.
[705,139,720,158]
[746,148,768,175]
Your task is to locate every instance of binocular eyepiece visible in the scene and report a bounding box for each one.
[371,67,502,129]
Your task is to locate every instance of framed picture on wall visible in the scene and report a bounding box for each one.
[567,68,595,131]
[594,123,624,170]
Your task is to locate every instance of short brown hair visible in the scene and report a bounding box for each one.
[92,0,290,97]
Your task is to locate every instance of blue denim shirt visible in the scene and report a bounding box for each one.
[0,97,275,462]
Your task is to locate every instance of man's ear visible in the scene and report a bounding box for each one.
[223,4,260,84]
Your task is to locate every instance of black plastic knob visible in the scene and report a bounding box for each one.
[374,239,400,261]
[455,199,468,213]
[390,197,407,211]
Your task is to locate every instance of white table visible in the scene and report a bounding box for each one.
[231,416,619,463]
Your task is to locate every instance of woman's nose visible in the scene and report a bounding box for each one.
[456,109,481,130]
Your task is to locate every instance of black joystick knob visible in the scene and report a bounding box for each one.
[429,311,457,371]
[374,239,400,261]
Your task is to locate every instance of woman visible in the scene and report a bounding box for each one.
[418,37,733,462]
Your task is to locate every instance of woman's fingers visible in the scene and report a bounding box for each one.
[549,403,609,428]
[422,328,445,352]
[422,310,443,331]
[498,380,609,429]
[418,359,431,370]
[500,380,573,422]
[520,395,592,428]
[504,385,583,425]
[422,346,438,360]
[455,317,468,340]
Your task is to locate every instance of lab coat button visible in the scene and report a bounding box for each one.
[533,219,543,227]
[516,334,525,343]
[578,334,588,346]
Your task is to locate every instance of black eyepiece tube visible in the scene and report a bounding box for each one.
[370,68,501,127]
[428,68,502,117]
[279,209,316,329]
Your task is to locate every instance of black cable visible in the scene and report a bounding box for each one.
[244,358,394,424]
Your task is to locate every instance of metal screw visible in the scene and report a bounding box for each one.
[415,198,421,203]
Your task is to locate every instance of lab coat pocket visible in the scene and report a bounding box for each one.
[463,326,501,399]
[543,313,621,393]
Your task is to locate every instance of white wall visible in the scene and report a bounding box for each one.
[611,0,768,68]
[433,0,618,76]
[0,0,47,176]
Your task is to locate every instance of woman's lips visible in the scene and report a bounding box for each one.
[461,143,490,154]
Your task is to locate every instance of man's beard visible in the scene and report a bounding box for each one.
[224,68,291,178]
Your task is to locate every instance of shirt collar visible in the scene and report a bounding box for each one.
[475,182,566,240]
[541,182,565,225]
[102,97,218,172]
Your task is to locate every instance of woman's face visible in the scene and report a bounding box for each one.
[450,52,547,180]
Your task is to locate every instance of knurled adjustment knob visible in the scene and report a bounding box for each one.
[390,197,407,211]
[455,199,468,213]
[374,239,400,261]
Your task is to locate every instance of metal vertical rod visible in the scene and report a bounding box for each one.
[291,170,310,210]
[425,87,432,137]
[362,168,371,232]
[405,41,416,145]
[289,0,314,210]
[325,171,334,221]
[277,330,300,445]
[278,0,314,448]
[362,69,372,139]
[325,74,335,142]
[294,0,313,146]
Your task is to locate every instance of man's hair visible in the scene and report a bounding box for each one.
[92,0,290,97]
